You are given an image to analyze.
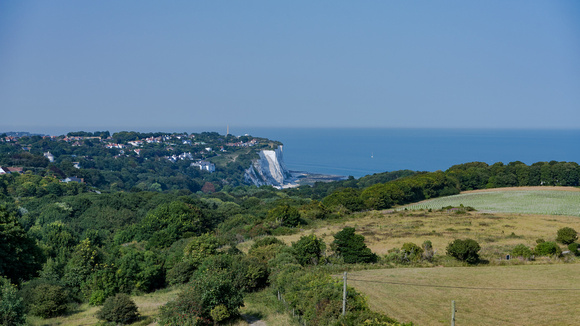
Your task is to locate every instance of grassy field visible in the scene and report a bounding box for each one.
[27,288,180,326]
[401,187,580,217]
[269,187,580,258]
[347,264,580,326]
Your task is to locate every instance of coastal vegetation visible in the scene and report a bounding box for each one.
[1,131,580,325]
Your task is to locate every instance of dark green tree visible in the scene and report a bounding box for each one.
[332,227,377,264]
[96,293,139,325]
[292,234,326,266]
[267,204,302,227]
[446,239,481,264]
[0,206,43,283]
[556,227,578,245]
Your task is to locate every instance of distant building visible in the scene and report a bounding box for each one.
[60,176,84,183]
[191,160,215,173]
[44,151,55,162]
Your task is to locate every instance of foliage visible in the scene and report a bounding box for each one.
[511,244,533,259]
[292,234,327,266]
[0,277,26,326]
[183,233,219,266]
[96,293,139,325]
[159,268,244,325]
[556,227,578,245]
[21,281,69,318]
[0,206,44,284]
[400,242,424,262]
[332,227,378,264]
[568,243,580,256]
[534,241,562,257]
[446,239,481,264]
[268,204,303,227]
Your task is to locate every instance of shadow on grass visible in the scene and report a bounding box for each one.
[242,312,265,322]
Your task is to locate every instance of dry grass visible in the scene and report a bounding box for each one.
[27,288,180,326]
[347,264,580,326]
[274,209,580,258]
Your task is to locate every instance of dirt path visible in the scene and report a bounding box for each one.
[242,314,267,326]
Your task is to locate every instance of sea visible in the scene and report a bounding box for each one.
[227,128,580,178]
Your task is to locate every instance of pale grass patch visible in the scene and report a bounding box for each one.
[27,288,180,326]
[276,209,580,259]
[348,264,580,326]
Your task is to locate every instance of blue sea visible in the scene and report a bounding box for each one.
[228,128,580,178]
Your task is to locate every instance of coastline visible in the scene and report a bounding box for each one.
[280,170,347,189]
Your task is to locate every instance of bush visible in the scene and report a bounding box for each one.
[332,227,378,264]
[556,227,578,245]
[96,293,139,325]
[166,261,195,285]
[292,234,326,266]
[568,243,580,256]
[89,290,107,306]
[401,242,424,262]
[511,244,533,259]
[159,268,243,325]
[21,282,69,318]
[0,277,26,326]
[446,239,480,264]
[534,241,562,257]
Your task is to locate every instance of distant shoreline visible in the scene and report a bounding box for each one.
[280,170,347,188]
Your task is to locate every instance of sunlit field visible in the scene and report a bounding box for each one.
[348,264,580,326]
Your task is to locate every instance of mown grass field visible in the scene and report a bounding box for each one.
[348,264,580,326]
[401,187,580,217]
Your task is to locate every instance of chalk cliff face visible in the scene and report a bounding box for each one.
[244,146,292,188]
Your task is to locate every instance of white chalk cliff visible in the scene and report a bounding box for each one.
[244,146,292,188]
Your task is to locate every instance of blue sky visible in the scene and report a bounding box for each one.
[1,1,579,134]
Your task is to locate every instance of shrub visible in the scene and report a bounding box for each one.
[534,241,562,257]
[401,242,424,262]
[166,261,195,285]
[21,282,69,318]
[511,244,533,259]
[292,234,326,266]
[89,290,107,306]
[556,227,578,245]
[0,277,26,326]
[96,293,139,325]
[159,268,243,325]
[446,239,480,264]
[332,227,378,264]
[568,243,580,256]
[422,240,434,262]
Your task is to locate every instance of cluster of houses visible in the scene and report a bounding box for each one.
[0,166,23,175]
[0,132,256,177]
[225,139,258,147]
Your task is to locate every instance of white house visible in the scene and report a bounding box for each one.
[191,160,215,173]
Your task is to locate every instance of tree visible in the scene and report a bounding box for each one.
[332,227,377,264]
[96,293,139,325]
[0,277,26,326]
[0,206,43,283]
[556,227,578,245]
[21,282,69,318]
[292,234,326,266]
[159,269,243,325]
[267,204,302,227]
[446,239,480,264]
[535,241,562,257]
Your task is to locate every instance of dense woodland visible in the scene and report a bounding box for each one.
[1,131,580,325]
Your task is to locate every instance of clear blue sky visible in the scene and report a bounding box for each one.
[1,1,579,134]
